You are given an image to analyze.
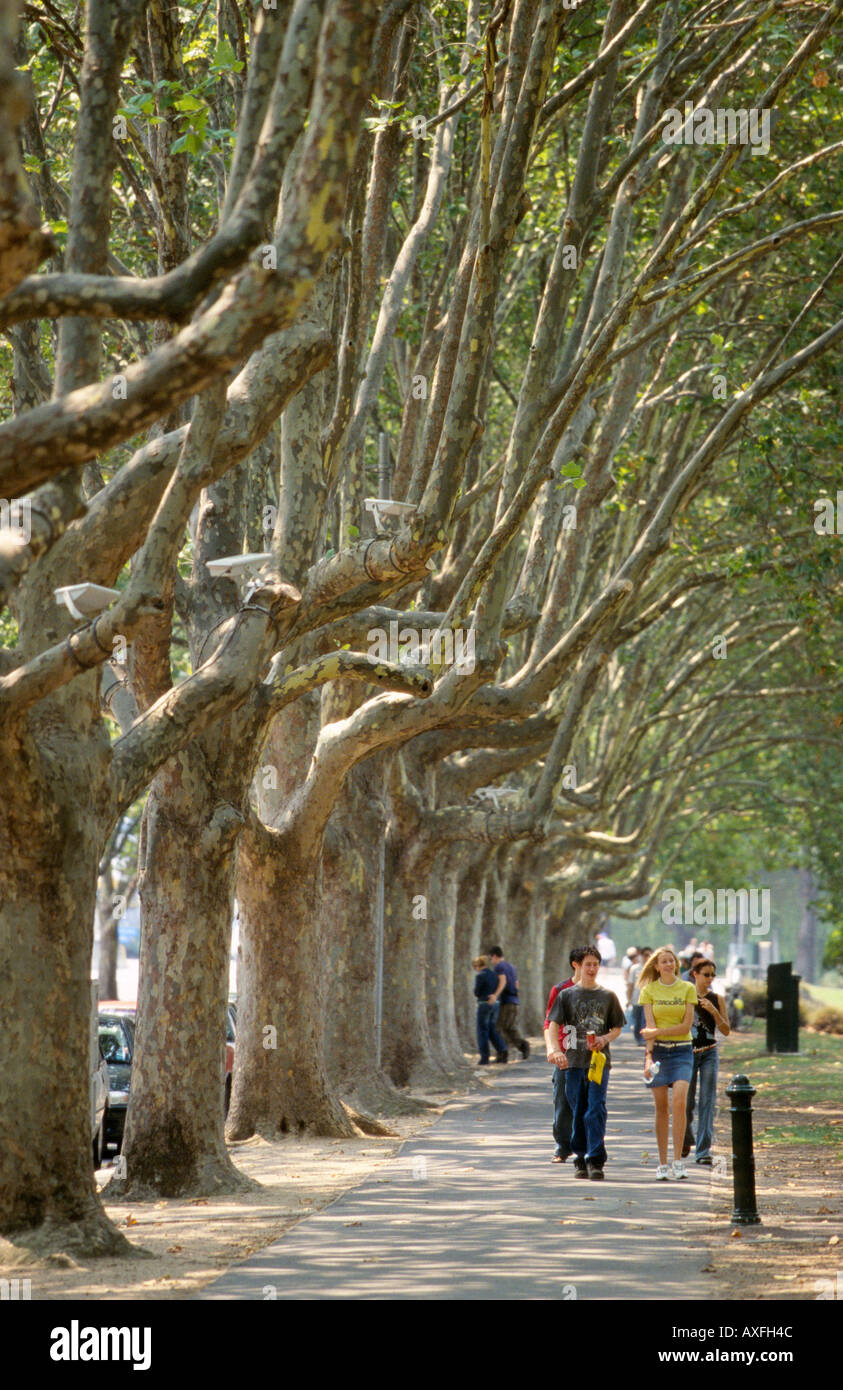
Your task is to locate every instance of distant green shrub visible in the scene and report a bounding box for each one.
[806,1005,843,1036]
[735,980,809,1025]
[740,980,766,1017]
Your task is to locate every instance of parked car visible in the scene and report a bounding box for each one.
[98,1001,237,1143]
[90,983,110,1167]
[97,1003,135,1154]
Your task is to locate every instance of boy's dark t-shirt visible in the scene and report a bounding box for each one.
[549,985,625,1069]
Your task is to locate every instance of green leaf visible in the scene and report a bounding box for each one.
[211,37,244,72]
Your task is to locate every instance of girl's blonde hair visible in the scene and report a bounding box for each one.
[473,955,488,970]
[637,945,682,989]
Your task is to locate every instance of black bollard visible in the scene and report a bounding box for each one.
[726,1074,761,1225]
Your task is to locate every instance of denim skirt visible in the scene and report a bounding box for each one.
[650,1042,693,1086]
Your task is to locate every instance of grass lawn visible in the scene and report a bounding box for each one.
[690,1017,843,1300]
[802,981,843,1012]
[719,1017,843,1128]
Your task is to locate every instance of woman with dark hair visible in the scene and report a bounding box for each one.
[639,946,696,1180]
[683,958,730,1164]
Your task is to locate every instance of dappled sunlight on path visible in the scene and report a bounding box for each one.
[203,1020,721,1300]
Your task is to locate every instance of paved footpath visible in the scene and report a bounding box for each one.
[203,1029,721,1301]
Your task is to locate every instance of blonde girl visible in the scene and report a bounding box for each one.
[638,946,697,1180]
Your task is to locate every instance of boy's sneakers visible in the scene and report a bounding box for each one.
[573,1159,588,1179]
[695,1155,713,1166]
[655,1164,671,1180]
[586,1162,604,1181]
[671,1159,688,1179]
[519,1040,530,1059]
[493,1052,508,1064]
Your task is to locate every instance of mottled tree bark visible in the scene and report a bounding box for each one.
[118,746,251,1196]
[425,849,472,1076]
[322,761,428,1119]
[0,697,130,1254]
[453,848,489,1048]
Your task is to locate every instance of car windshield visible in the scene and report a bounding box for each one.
[98,1016,133,1064]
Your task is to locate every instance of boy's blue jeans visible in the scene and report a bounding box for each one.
[552,1066,573,1156]
[685,1046,718,1158]
[564,1065,610,1167]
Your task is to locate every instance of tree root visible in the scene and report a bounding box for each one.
[0,1208,151,1262]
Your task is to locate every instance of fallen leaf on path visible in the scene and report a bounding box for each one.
[730,1229,742,1239]
[190,1198,209,1206]
[166,1246,182,1254]
[829,1236,840,1246]
[344,1221,361,1227]
[700,1264,717,1273]
[583,1195,595,1201]
[124,1216,138,1226]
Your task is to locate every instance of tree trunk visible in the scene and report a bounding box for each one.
[453,849,488,1048]
[425,849,472,1075]
[322,762,428,1118]
[795,867,817,984]
[227,701,357,1139]
[96,878,119,1002]
[381,833,453,1090]
[0,712,130,1255]
[229,816,357,1137]
[118,749,251,1197]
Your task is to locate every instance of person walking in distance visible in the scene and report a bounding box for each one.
[639,946,697,1180]
[596,926,617,969]
[629,946,652,1045]
[472,955,507,1066]
[543,947,586,1163]
[683,958,730,1164]
[546,946,625,1180]
[489,946,530,1060]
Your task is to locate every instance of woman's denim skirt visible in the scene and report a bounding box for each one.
[650,1041,694,1086]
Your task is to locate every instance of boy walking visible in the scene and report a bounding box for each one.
[547,946,625,1180]
[543,947,586,1162]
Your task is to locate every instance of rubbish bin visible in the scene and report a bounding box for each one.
[766,961,800,1053]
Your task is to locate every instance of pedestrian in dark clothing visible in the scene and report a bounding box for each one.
[473,955,507,1065]
[683,958,730,1163]
[489,947,530,1059]
[547,946,625,1180]
[543,947,587,1162]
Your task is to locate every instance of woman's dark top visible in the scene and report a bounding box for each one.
[474,967,499,1002]
[692,991,723,1050]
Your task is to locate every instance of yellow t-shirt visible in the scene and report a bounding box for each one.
[638,977,697,1041]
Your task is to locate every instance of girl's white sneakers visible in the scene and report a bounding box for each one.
[655,1161,688,1179]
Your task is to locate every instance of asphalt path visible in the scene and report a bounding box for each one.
[203,983,721,1300]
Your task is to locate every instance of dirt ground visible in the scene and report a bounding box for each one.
[5,1026,840,1302]
[0,1110,441,1301]
[687,1027,843,1301]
